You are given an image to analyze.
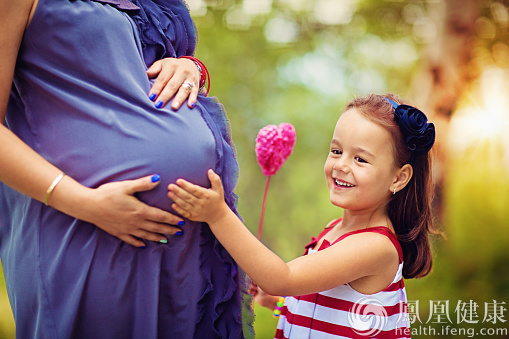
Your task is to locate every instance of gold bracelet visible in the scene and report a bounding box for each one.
[45,173,65,206]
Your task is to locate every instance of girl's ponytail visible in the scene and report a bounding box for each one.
[388,152,437,279]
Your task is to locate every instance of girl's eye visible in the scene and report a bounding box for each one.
[331,149,342,155]
[355,156,367,163]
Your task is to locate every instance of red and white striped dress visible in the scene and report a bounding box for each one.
[274,219,411,339]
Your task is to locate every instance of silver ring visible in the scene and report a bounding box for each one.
[181,81,195,91]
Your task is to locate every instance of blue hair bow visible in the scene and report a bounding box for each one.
[385,98,435,165]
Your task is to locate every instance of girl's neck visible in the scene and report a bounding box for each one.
[339,208,393,234]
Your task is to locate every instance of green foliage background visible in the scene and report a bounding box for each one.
[1,1,508,338]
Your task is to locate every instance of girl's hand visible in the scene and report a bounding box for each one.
[146,57,200,110]
[73,174,185,248]
[167,169,227,223]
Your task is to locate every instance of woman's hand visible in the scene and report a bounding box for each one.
[167,169,228,224]
[147,57,200,111]
[56,174,185,248]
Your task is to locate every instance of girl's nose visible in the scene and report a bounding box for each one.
[333,157,350,173]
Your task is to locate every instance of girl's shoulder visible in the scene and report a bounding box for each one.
[332,226,403,262]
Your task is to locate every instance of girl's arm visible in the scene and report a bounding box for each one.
[169,170,399,296]
[0,1,183,247]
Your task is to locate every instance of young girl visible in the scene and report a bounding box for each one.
[168,93,438,338]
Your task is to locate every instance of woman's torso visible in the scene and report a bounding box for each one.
[9,0,215,208]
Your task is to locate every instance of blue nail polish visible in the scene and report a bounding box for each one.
[177,221,185,226]
[175,231,183,236]
[155,100,163,108]
[190,102,195,108]
[140,245,146,249]
[149,93,156,101]
[151,174,161,182]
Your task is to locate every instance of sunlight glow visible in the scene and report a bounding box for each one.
[448,67,509,171]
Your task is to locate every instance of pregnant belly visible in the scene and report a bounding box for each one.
[44,103,216,213]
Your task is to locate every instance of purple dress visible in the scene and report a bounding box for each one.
[0,0,249,337]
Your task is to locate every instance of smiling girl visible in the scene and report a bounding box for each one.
[168,93,439,338]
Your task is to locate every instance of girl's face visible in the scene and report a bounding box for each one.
[324,108,401,213]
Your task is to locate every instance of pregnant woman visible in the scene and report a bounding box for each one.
[0,0,245,338]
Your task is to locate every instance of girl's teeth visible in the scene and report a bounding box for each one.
[335,179,354,187]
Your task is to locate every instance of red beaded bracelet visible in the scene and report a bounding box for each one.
[179,55,210,96]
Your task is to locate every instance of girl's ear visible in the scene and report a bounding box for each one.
[392,164,413,194]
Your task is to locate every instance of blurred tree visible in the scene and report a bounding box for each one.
[410,0,479,216]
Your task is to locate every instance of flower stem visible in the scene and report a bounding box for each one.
[257,175,271,240]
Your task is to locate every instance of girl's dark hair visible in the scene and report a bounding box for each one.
[345,93,440,279]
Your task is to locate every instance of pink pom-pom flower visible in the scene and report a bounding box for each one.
[255,123,296,241]
[255,123,296,177]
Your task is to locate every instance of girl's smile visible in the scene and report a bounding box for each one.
[333,178,355,189]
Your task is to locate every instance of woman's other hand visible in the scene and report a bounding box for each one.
[147,57,200,111]
[52,174,185,248]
